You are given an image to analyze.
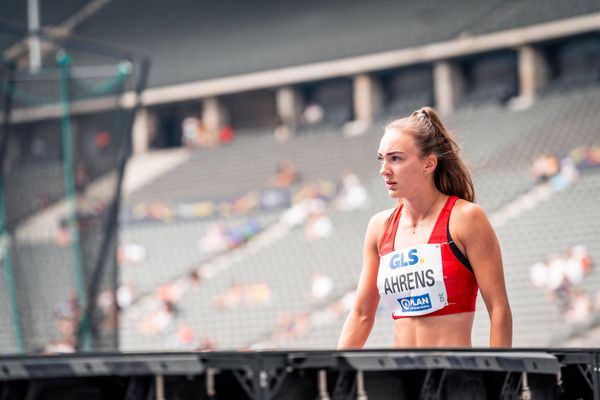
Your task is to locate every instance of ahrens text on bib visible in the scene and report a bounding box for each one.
[377,243,448,317]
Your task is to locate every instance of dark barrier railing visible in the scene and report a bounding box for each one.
[0,349,598,399]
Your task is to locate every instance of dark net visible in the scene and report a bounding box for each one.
[0,24,148,353]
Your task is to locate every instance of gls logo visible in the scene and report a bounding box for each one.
[398,293,432,312]
[389,248,419,269]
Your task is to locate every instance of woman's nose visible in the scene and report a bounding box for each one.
[380,161,389,176]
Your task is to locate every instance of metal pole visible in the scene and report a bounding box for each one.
[27,0,41,73]
[317,369,331,400]
[0,61,26,353]
[356,370,367,400]
[206,368,216,398]
[58,50,92,351]
[521,372,531,400]
[155,375,165,400]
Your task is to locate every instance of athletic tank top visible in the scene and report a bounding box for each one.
[377,195,478,318]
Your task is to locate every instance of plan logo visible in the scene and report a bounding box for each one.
[398,293,432,312]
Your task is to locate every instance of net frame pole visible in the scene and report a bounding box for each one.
[0,61,25,353]
[58,51,92,351]
[81,56,150,350]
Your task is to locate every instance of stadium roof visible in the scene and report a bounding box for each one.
[2,0,599,89]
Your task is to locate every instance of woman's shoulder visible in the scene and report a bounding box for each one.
[452,198,488,222]
[367,207,397,232]
[364,207,397,250]
[450,198,493,243]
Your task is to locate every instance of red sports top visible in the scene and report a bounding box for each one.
[379,195,478,318]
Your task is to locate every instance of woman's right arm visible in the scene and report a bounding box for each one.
[337,213,383,349]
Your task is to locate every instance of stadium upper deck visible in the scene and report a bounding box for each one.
[2,0,598,89]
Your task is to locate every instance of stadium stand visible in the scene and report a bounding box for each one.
[71,0,600,87]
[113,82,600,350]
[1,0,599,358]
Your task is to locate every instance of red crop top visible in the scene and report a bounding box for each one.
[379,195,478,318]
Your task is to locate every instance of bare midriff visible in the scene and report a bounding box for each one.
[393,311,475,348]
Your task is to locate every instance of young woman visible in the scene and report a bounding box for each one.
[337,107,512,348]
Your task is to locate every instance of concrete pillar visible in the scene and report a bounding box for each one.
[518,45,549,99]
[433,61,464,115]
[353,73,383,123]
[202,97,228,136]
[275,86,303,127]
[132,107,156,154]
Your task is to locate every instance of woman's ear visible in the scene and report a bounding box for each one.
[424,154,438,176]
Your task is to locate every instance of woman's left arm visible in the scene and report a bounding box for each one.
[455,202,513,348]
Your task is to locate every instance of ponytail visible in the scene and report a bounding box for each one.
[385,107,475,202]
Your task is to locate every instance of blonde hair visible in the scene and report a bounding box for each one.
[385,107,475,202]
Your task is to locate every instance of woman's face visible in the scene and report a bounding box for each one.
[378,128,427,199]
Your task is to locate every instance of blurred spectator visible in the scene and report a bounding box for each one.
[118,242,147,265]
[571,244,592,273]
[170,324,196,350]
[528,260,549,290]
[305,200,333,241]
[583,146,600,168]
[52,290,80,352]
[530,245,593,321]
[96,289,118,334]
[550,157,579,191]
[181,116,215,148]
[75,162,91,194]
[198,223,229,253]
[564,249,585,286]
[333,171,370,211]
[197,337,217,352]
[214,282,271,310]
[531,153,560,183]
[564,289,592,324]
[280,183,333,232]
[547,254,572,313]
[231,192,260,214]
[570,145,600,169]
[181,116,201,147]
[280,200,309,227]
[199,220,262,254]
[239,219,261,241]
[188,270,203,287]
[302,102,324,125]
[261,188,292,210]
[117,282,136,309]
[311,272,333,301]
[95,131,111,150]
[56,222,71,247]
[218,125,235,144]
[274,123,292,144]
[157,282,183,305]
[343,119,370,137]
[138,299,178,337]
[214,283,243,310]
[43,339,76,354]
[137,201,174,222]
[271,161,301,187]
[275,311,311,341]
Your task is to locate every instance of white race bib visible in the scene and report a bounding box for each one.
[377,243,447,317]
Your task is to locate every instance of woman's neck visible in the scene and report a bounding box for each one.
[401,188,444,223]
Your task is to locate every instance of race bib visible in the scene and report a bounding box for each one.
[377,243,447,317]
